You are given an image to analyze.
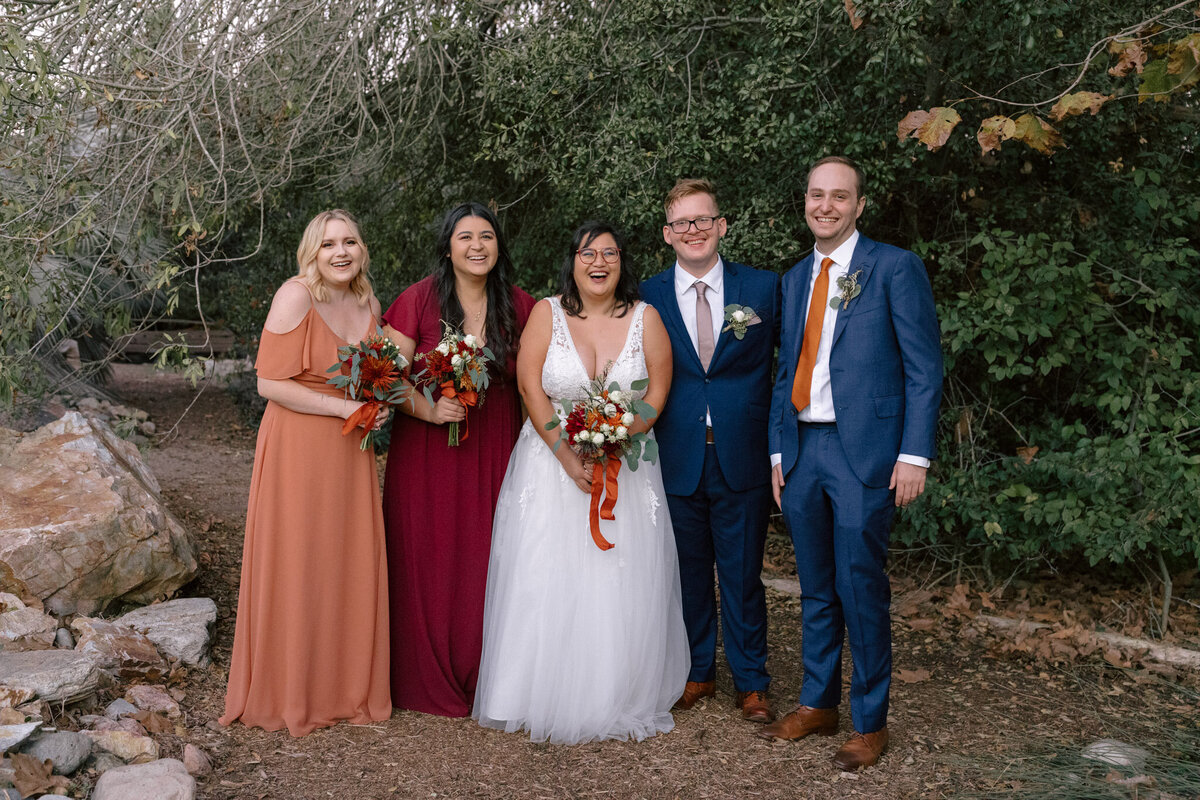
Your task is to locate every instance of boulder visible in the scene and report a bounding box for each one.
[0,650,101,704]
[92,758,195,800]
[114,598,217,667]
[0,722,39,753]
[0,412,198,616]
[20,730,92,775]
[70,617,168,679]
[0,607,57,650]
[83,729,159,762]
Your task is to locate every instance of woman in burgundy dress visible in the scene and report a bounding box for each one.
[381,202,536,716]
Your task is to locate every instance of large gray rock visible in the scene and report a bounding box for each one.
[70,616,168,679]
[0,721,39,753]
[0,650,101,704]
[114,598,217,667]
[21,730,92,775]
[0,412,198,616]
[91,757,195,800]
[0,606,57,650]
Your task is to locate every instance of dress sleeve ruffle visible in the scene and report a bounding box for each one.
[254,310,312,380]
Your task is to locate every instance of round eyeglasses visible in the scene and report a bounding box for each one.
[576,247,621,264]
[667,216,720,234]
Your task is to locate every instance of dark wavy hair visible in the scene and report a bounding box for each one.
[558,221,639,318]
[432,202,520,369]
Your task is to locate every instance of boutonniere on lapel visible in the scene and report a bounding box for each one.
[721,304,762,339]
[829,269,863,310]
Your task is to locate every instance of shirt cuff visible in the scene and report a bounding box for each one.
[770,453,782,468]
[897,453,930,469]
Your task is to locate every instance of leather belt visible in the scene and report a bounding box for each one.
[799,421,837,429]
[705,426,715,444]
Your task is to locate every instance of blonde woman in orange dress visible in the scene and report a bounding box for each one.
[221,209,391,737]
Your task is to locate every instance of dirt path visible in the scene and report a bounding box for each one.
[112,364,1197,800]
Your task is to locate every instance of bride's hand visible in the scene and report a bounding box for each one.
[558,448,593,494]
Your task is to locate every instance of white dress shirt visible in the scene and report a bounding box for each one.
[674,257,724,427]
[772,231,929,469]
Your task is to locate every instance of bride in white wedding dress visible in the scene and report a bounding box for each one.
[473,222,690,744]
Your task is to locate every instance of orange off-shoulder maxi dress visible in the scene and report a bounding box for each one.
[220,305,391,737]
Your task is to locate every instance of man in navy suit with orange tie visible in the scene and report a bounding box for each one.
[762,156,942,770]
[641,179,781,725]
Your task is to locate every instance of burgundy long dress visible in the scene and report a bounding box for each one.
[382,275,537,716]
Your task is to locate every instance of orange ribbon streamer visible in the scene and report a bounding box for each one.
[588,458,622,551]
[341,400,379,443]
[439,380,479,443]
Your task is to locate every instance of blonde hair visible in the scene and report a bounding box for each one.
[296,209,374,305]
[664,178,720,216]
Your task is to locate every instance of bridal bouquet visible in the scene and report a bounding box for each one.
[412,322,495,446]
[546,375,658,551]
[326,328,412,451]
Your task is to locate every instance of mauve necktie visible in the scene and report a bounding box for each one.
[791,257,834,412]
[694,280,714,371]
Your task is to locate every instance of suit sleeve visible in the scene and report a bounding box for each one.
[768,270,793,458]
[890,251,943,461]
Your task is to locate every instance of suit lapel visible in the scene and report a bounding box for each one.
[652,268,705,372]
[830,236,877,350]
[788,253,815,361]
[708,261,741,368]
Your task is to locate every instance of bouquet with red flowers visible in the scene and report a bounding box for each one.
[326,328,412,450]
[412,322,495,446]
[546,375,658,551]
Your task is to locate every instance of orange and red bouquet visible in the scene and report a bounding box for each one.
[412,322,495,446]
[546,375,658,551]
[326,328,412,450]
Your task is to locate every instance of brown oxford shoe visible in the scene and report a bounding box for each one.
[757,705,838,740]
[832,727,889,771]
[672,680,716,710]
[736,690,775,723]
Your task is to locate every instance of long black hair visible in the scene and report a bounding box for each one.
[558,221,639,318]
[432,202,520,369]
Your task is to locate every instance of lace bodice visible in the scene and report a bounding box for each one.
[542,297,648,406]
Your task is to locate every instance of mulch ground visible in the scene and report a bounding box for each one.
[104,363,1198,800]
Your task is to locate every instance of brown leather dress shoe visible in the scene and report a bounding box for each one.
[672,680,716,710]
[736,690,775,723]
[757,705,838,740]
[832,728,889,771]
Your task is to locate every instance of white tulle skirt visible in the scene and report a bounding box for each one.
[473,421,691,744]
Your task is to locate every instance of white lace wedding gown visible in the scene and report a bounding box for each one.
[473,298,690,744]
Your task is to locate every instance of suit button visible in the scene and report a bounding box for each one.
[704,378,711,384]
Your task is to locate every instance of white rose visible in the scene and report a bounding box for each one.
[621,412,635,426]
[436,342,451,355]
[733,309,747,322]
[451,353,464,367]
[615,425,628,438]
[600,423,612,433]
[608,391,625,405]
[574,432,587,444]
[463,334,479,348]
[604,402,618,417]
[592,431,606,445]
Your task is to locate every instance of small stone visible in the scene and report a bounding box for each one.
[83,729,159,762]
[38,795,72,800]
[76,397,102,411]
[0,721,40,753]
[132,409,149,422]
[139,420,156,435]
[0,607,58,649]
[105,698,139,718]
[114,598,217,667]
[91,758,195,800]
[90,717,148,736]
[0,789,21,800]
[125,685,181,718]
[21,730,92,775]
[54,627,74,649]
[182,743,212,776]
[1082,739,1149,771]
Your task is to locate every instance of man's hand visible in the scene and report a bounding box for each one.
[771,464,785,509]
[889,461,927,507]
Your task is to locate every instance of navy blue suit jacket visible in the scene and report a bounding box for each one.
[768,236,943,488]
[642,261,782,496]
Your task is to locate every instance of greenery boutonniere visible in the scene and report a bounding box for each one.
[722,304,761,339]
[829,269,863,310]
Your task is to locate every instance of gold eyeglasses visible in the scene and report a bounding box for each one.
[576,247,621,264]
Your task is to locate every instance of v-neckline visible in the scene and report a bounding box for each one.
[557,298,640,382]
[310,305,373,345]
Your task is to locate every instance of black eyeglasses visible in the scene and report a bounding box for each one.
[576,247,621,264]
[667,216,720,234]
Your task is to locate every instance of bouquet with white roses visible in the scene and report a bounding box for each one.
[412,321,495,446]
[545,374,658,550]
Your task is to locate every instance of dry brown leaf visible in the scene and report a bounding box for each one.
[896,668,931,684]
[1016,445,1039,464]
[11,752,71,797]
[906,618,936,631]
[844,0,864,29]
[1011,113,1064,155]
[898,107,962,151]
[977,115,1016,155]
[134,710,175,734]
[1109,39,1147,76]
[1049,92,1112,121]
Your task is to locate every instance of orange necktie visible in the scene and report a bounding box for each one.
[791,257,834,412]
